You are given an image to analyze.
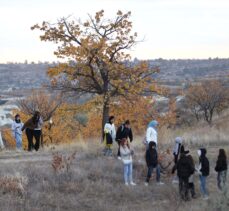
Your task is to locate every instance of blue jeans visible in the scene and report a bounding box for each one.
[199,175,208,196]
[124,162,133,183]
[146,165,160,182]
[15,132,22,150]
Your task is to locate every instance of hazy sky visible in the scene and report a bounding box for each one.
[0,0,229,63]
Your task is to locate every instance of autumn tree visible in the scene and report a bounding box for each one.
[185,80,229,125]
[31,10,158,135]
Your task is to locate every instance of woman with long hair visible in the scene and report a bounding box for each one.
[22,111,43,151]
[120,138,136,186]
[215,149,227,191]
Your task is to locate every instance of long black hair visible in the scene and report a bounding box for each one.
[32,111,40,124]
[15,114,21,123]
[218,149,227,161]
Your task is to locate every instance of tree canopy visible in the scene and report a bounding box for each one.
[31,10,158,131]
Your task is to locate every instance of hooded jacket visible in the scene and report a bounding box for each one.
[173,137,183,156]
[146,120,158,145]
[215,154,227,172]
[145,142,158,167]
[177,153,195,178]
[199,148,210,176]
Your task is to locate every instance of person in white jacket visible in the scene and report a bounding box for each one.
[11,114,24,150]
[103,116,116,156]
[120,138,136,186]
[0,131,4,149]
[146,120,158,148]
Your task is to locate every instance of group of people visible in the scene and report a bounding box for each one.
[103,116,228,201]
[11,111,43,151]
[103,117,163,186]
[173,138,228,201]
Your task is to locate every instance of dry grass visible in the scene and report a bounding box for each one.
[0,138,228,211]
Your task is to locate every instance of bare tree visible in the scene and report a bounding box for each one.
[185,80,229,125]
[17,90,62,121]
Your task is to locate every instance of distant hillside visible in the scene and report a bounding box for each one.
[1,58,229,96]
[0,63,50,96]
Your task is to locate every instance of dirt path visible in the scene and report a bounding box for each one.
[0,150,53,164]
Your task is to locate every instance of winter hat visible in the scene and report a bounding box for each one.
[148,120,158,129]
[180,145,189,154]
[199,148,207,156]
[175,137,183,144]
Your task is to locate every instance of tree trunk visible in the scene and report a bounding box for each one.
[101,96,110,141]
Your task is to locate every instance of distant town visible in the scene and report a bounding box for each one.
[1,58,229,97]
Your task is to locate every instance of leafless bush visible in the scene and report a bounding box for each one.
[17,90,62,121]
[52,151,76,173]
[0,173,28,197]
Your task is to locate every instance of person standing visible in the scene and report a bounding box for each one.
[145,141,164,186]
[187,153,197,199]
[120,138,136,186]
[172,137,183,183]
[197,148,210,200]
[0,131,4,149]
[145,120,158,149]
[22,111,43,151]
[11,114,24,150]
[116,120,133,159]
[177,146,194,201]
[103,116,116,156]
[215,149,227,191]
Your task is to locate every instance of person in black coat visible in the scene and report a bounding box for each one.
[197,148,210,200]
[177,146,195,201]
[116,120,133,158]
[215,149,227,191]
[145,141,164,186]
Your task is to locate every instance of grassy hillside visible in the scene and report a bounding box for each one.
[0,136,228,211]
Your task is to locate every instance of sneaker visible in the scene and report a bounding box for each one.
[125,182,129,186]
[157,181,164,185]
[203,196,209,200]
[117,156,122,160]
[130,182,136,186]
[144,182,149,186]
[172,179,179,184]
[192,194,197,199]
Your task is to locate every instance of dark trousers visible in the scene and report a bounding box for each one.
[33,130,41,151]
[146,165,160,183]
[188,182,196,197]
[179,177,189,201]
[25,128,41,151]
[117,141,121,156]
[172,154,178,174]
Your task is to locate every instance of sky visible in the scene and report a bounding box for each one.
[0,0,229,63]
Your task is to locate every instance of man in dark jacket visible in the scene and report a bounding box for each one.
[116,120,133,158]
[177,146,195,201]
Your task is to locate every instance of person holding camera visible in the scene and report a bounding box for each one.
[120,138,136,186]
